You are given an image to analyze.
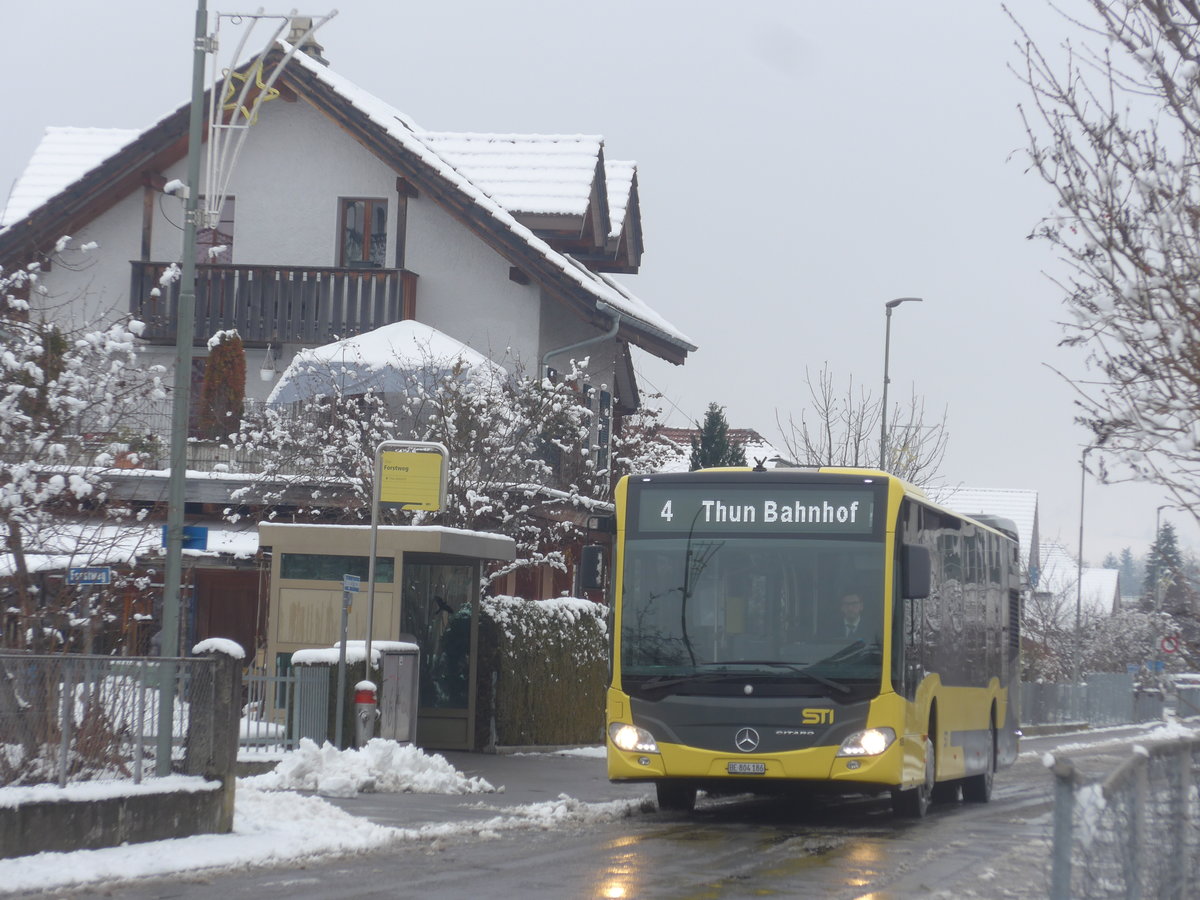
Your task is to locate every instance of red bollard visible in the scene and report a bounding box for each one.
[354,680,377,746]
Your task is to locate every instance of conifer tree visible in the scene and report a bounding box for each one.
[1119,548,1137,591]
[197,329,246,439]
[1142,523,1193,618]
[689,403,746,470]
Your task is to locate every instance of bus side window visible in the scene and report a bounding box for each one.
[903,596,923,700]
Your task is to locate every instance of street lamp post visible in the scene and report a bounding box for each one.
[1073,446,1094,686]
[879,297,923,471]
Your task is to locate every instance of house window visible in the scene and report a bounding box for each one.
[339,198,388,267]
[195,198,234,264]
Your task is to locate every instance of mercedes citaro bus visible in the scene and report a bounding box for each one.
[605,466,1021,816]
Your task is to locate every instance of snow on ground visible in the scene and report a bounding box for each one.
[1019,718,1200,760]
[514,745,607,759]
[0,741,642,896]
[241,737,497,797]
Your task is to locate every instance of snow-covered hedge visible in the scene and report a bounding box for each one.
[478,596,608,747]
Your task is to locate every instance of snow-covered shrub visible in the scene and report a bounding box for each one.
[477,595,608,747]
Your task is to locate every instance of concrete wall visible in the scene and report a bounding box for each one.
[0,782,226,859]
[0,648,241,859]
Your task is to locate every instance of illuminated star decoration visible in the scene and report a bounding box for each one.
[221,62,280,124]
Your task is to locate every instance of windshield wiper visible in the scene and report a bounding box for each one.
[709,660,853,695]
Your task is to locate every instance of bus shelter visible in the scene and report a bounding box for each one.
[257,522,515,750]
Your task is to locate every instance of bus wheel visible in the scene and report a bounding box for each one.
[656,781,697,812]
[891,736,934,818]
[962,724,995,803]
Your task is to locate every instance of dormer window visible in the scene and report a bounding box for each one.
[339,198,387,268]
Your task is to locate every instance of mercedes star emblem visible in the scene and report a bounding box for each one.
[734,727,760,753]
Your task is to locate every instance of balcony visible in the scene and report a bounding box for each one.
[130,261,417,345]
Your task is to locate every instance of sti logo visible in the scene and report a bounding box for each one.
[802,708,834,725]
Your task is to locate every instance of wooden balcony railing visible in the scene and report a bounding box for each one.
[130,261,417,345]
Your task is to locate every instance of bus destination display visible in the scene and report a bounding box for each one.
[634,485,877,535]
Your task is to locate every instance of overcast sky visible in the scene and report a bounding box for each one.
[4,0,1195,569]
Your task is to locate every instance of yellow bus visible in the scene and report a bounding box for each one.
[605,466,1021,816]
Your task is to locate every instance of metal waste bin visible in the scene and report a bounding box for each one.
[378,641,420,744]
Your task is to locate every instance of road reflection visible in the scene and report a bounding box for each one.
[595,834,643,900]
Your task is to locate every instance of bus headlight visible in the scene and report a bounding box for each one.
[836,727,896,757]
[609,722,659,754]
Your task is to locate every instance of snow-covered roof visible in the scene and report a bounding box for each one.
[1,127,141,228]
[604,161,636,241]
[266,320,501,406]
[654,428,786,474]
[1035,540,1120,617]
[417,132,603,218]
[0,520,260,577]
[928,486,1039,572]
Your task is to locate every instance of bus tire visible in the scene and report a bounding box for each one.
[962,723,996,803]
[656,781,697,812]
[891,735,934,818]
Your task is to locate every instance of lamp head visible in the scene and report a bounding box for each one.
[886,297,923,309]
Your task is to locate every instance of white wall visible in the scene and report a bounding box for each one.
[30,190,143,333]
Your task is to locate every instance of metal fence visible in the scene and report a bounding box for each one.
[1175,686,1200,719]
[240,664,330,754]
[1049,737,1200,899]
[0,653,212,787]
[1022,673,1165,728]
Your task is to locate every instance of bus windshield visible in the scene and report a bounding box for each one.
[620,534,885,686]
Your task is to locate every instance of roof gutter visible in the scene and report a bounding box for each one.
[541,301,621,378]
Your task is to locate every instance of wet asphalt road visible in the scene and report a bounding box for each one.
[36,725,1160,899]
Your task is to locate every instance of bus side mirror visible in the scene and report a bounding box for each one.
[902,545,931,599]
[579,544,607,591]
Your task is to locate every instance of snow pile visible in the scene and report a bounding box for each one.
[241,738,497,797]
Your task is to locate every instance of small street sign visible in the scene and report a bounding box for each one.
[343,574,361,593]
[67,566,112,585]
[160,525,209,551]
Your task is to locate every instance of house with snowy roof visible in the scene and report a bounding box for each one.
[0,25,695,666]
[0,29,693,432]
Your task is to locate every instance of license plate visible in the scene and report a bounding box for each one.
[727,762,767,775]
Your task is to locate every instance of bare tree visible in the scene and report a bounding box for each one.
[1011,1,1200,516]
[776,363,949,486]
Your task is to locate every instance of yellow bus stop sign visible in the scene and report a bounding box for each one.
[379,449,444,509]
